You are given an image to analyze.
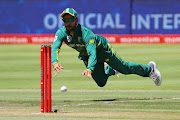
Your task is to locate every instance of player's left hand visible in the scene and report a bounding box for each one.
[81,69,92,78]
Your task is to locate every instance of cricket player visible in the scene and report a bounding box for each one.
[51,8,162,87]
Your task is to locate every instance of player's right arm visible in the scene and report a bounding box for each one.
[51,30,64,77]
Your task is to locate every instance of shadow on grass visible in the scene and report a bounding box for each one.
[92,97,163,102]
[92,99,118,102]
[60,97,163,105]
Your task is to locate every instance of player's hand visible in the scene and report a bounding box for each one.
[81,69,92,78]
[53,63,64,77]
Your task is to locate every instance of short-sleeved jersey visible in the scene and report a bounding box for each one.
[52,24,108,72]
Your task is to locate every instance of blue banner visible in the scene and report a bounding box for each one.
[0,0,130,34]
[0,0,180,34]
[132,0,180,34]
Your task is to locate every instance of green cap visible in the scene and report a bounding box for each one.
[60,8,77,18]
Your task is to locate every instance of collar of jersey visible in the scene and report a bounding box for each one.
[66,24,82,38]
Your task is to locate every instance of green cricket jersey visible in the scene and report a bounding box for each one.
[52,24,108,72]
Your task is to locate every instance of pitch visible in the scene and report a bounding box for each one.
[0,44,179,120]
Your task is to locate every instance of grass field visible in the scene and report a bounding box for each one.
[0,44,180,120]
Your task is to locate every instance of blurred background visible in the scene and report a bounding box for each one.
[0,0,180,34]
[1,0,180,44]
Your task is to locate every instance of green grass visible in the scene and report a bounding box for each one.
[0,44,180,119]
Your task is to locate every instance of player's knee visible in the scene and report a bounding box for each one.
[92,74,108,87]
[94,80,107,87]
[97,83,106,87]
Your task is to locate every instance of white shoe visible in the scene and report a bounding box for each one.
[148,61,162,86]
[114,70,119,78]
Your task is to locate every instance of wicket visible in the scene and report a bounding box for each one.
[41,44,52,113]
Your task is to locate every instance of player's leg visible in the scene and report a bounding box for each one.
[105,43,162,86]
[80,55,109,87]
[105,62,120,78]
[105,63,115,75]
[107,58,151,77]
[105,43,151,77]
[83,61,109,87]
[105,63,119,76]
[91,63,109,87]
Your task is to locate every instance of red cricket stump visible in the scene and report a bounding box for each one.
[40,45,44,113]
[41,44,52,113]
[44,46,48,112]
[47,46,52,112]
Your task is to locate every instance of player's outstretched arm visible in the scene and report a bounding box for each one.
[53,63,64,77]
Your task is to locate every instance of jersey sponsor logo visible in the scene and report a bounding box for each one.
[67,35,72,42]
[89,39,94,44]
[69,44,85,47]
[54,36,58,42]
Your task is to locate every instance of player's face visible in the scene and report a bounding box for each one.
[63,14,78,32]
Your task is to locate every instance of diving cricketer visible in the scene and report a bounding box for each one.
[51,8,162,87]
